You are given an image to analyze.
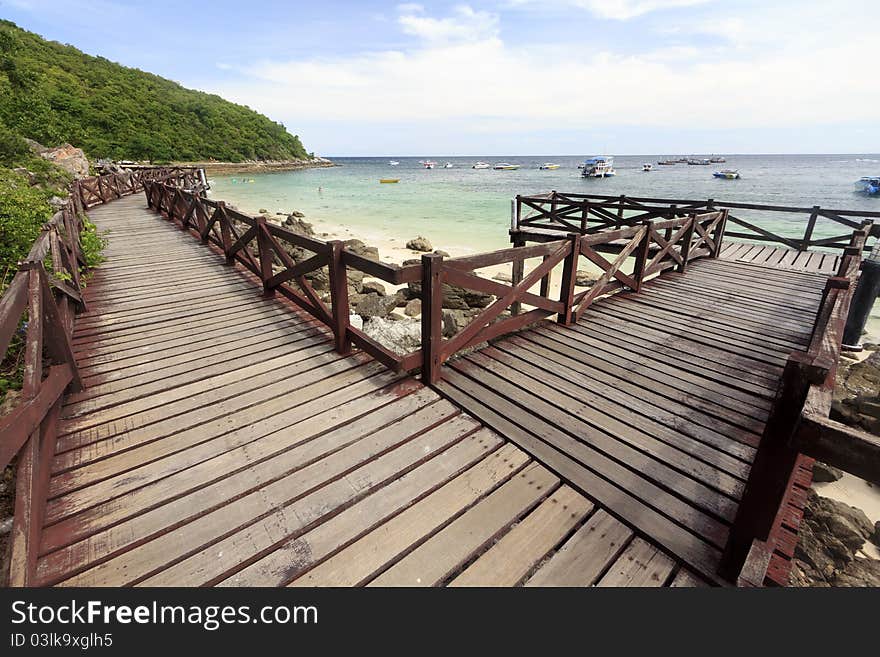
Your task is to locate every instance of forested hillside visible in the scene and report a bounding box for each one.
[0,20,310,162]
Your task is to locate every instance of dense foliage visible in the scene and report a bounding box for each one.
[0,20,310,162]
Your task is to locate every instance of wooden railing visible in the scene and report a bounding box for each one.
[514,192,880,253]
[0,167,198,585]
[147,180,727,385]
[720,220,875,585]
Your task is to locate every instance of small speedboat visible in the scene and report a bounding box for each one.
[380,178,400,184]
[642,163,653,172]
[855,176,880,195]
[713,169,740,179]
[472,161,491,169]
[493,163,521,170]
[389,160,399,166]
[443,162,454,168]
[422,160,437,169]
[539,163,561,170]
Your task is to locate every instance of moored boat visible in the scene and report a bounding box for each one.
[444,162,454,168]
[657,159,676,165]
[493,163,521,170]
[539,163,561,170]
[472,161,491,169]
[710,155,726,163]
[581,156,616,178]
[642,163,652,172]
[389,160,399,166]
[379,178,400,183]
[688,158,712,165]
[712,169,740,179]
[421,160,437,169]
[855,176,880,195]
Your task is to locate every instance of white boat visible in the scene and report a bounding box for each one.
[422,160,437,169]
[493,163,521,170]
[389,160,399,166]
[713,169,740,179]
[539,163,561,170]
[472,161,491,169]
[581,156,616,178]
[642,163,652,172]
[443,162,454,168]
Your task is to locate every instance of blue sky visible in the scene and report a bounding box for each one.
[2,1,876,155]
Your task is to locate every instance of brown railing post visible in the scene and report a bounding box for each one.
[510,239,525,316]
[678,213,697,273]
[632,221,651,292]
[801,205,820,251]
[255,216,275,296]
[711,209,728,257]
[557,234,580,325]
[327,240,351,356]
[421,253,444,384]
[217,203,234,265]
[719,350,817,581]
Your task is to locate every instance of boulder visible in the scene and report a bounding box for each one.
[48,196,68,209]
[404,299,422,317]
[362,317,422,354]
[289,210,306,218]
[831,557,880,587]
[434,250,450,257]
[407,280,493,310]
[283,214,315,236]
[576,269,601,287]
[406,236,433,252]
[812,461,843,483]
[259,208,269,214]
[354,292,403,319]
[362,280,386,296]
[41,143,89,178]
[442,308,481,338]
[344,239,380,262]
[832,351,880,433]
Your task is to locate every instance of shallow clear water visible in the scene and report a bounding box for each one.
[210,153,880,339]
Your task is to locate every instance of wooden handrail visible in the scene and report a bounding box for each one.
[514,193,878,252]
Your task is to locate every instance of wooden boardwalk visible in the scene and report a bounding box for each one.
[718,241,840,274]
[36,195,711,587]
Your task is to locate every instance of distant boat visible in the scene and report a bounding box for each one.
[581,156,616,178]
[643,163,653,172]
[855,176,880,195]
[380,178,400,183]
[657,159,676,165]
[443,162,454,168]
[675,157,689,163]
[713,169,740,179]
[710,156,726,163]
[422,160,437,169]
[389,160,400,166]
[539,163,561,170]
[688,158,712,165]
[472,161,491,169]
[493,163,521,170]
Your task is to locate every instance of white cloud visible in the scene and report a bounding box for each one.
[508,0,712,20]
[398,4,499,42]
[196,2,877,148]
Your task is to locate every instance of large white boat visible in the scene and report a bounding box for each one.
[493,163,521,170]
[472,161,491,169]
[580,156,616,178]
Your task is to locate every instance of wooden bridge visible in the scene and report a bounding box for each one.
[3,170,879,587]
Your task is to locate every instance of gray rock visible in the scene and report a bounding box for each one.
[493,272,513,283]
[442,308,481,338]
[831,557,880,587]
[361,280,386,296]
[40,143,89,178]
[812,461,843,483]
[406,236,433,252]
[259,208,269,214]
[434,249,450,257]
[873,521,880,548]
[832,351,880,433]
[48,196,68,209]
[362,317,422,354]
[407,280,493,310]
[344,239,380,262]
[283,215,314,236]
[354,292,403,319]
[348,314,363,331]
[404,299,422,317]
[289,210,306,218]
[576,269,600,287]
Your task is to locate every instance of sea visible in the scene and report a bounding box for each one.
[209,153,880,338]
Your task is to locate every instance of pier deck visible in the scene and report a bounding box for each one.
[36,195,709,587]
[9,182,865,588]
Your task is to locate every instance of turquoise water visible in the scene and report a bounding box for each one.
[210,154,880,253]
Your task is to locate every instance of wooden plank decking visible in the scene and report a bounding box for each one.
[37,195,711,587]
[718,241,840,274]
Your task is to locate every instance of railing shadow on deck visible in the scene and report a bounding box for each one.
[0,166,203,585]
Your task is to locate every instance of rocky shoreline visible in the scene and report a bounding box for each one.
[193,157,334,176]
